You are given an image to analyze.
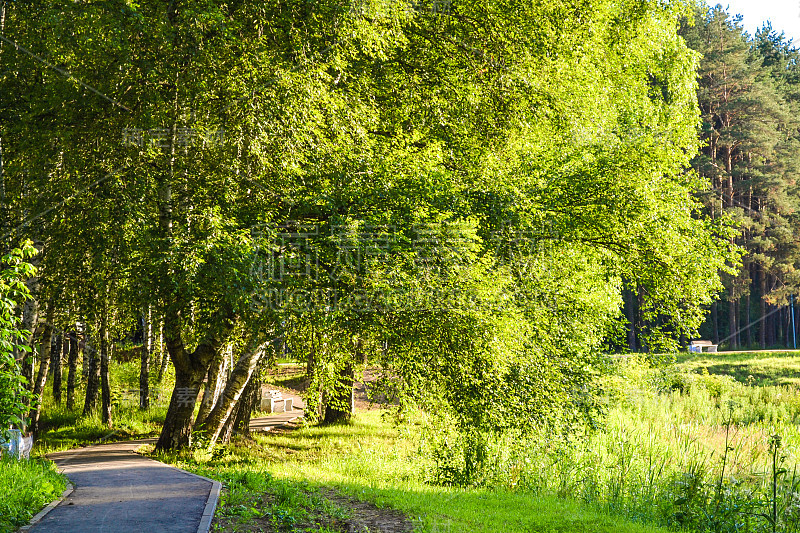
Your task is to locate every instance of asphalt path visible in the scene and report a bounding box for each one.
[23,407,302,533]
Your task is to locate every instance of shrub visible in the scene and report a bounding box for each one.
[0,242,37,436]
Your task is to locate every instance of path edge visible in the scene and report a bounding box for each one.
[16,482,74,533]
[169,467,222,533]
[180,412,302,532]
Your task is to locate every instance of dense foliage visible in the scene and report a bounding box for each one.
[622,6,800,352]
[0,0,735,451]
[0,241,36,435]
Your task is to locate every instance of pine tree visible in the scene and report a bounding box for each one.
[680,7,800,348]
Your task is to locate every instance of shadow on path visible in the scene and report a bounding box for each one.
[25,400,304,533]
[26,440,213,533]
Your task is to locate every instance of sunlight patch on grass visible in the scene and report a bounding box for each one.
[164,411,668,533]
[676,351,800,386]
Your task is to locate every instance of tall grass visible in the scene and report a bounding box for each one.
[0,456,66,533]
[157,354,800,532]
[160,411,670,533]
[426,357,800,532]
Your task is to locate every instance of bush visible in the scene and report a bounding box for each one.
[0,242,37,435]
[650,365,696,395]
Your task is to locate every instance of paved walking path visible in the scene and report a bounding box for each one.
[24,407,303,533]
[23,440,216,533]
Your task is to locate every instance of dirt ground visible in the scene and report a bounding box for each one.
[320,489,415,533]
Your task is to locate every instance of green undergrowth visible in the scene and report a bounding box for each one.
[34,402,169,454]
[676,350,800,386]
[192,469,349,533]
[34,359,173,454]
[162,352,800,533]
[159,411,669,533]
[0,456,66,533]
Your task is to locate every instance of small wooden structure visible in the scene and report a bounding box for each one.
[689,340,718,353]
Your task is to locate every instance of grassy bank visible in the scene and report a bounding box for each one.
[160,411,669,533]
[160,353,800,533]
[490,356,800,532]
[0,456,66,533]
[28,351,800,532]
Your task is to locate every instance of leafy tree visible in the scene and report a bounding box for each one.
[0,0,737,453]
[0,241,37,436]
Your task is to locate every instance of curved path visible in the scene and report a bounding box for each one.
[23,409,302,533]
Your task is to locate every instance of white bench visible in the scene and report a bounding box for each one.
[261,389,293,414]
[689,340,718,353]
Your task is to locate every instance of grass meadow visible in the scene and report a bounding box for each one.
[158,411,670,533]
[8,351,800,532]
[164,351,800,532]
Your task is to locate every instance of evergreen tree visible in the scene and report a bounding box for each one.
[677,5,800,349]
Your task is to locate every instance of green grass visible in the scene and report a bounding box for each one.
[157,354,800,533]
[159,411,669,533]
[676,350,800,386]
[0,456,66,533]
[32,350,800,532]
[35,402,169,454]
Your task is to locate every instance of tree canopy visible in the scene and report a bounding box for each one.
[0,0,736,449]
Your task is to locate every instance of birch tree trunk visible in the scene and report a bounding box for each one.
[83,330,101,416]
[157,321,169,382]
[196,337,269,447]
[155,334,224,450]
[51,334,63,405]
[100,307,112,426]
[28,321,53,435]
[140,307,152,410]
[195,351,227,426]
[66,332,78,410]
[18,276,39,389]
[232,376,260,439]
[82,327,90,380]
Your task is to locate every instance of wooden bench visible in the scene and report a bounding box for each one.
[689,340,718,353]
[261,389,293,414]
